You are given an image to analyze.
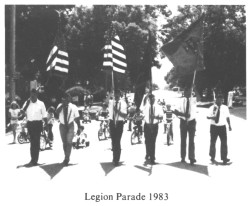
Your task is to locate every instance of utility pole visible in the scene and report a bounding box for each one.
[10,5,16,102]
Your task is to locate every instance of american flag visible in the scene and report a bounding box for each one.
[46,32,69,75]
[103,28,127,73]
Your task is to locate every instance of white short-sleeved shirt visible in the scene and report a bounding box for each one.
[175,97,197,121]
[9,108,21,124]
[22,99,47,121]
[208,104,230,126]
[57,103,79,125]
[108,99,128,121]
[141,102,164,124]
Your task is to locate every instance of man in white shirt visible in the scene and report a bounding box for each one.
[21,89,47,166]
[56,92,80,166]
[141,94,163,165]
[207,93,232,164]
[173,86,199,165]
[227,89,234,109]
[107,89,128,166]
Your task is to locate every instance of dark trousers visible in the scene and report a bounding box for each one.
[180,119,196,161]
[27,120,43,163]
[209,125,228,160]
[110,120,124,163]
[128,119,132,131]
[59,122,75,161]
[144,123,158,161]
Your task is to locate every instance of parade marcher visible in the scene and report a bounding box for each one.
[107,89,128,166]
[163,104,174,146]
[173,86,199,165]
[207,93,232,164]
[21,89,47,166]
[8,101,21,144]
[141,94,163,165]
[56,92,81,166]
[46,106,55,147]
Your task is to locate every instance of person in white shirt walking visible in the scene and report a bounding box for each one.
[107,89,128,166]
[21,89,47,166]
[8,101,21,144]
[56,92,81,166]
[141,94,163,165]
[173,86,199,165]
[207,93,232,164]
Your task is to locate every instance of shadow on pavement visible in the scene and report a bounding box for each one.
[100,162,115,176]
[134,165,152,176]
[100,162,124,176]
[39,163,65,179]
[166,162,209,176]
[17,162,45,169]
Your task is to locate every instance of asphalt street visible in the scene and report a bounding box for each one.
[0,91,250,206]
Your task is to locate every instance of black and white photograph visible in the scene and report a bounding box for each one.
[1,1,250,206]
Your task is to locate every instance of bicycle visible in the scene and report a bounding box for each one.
[98,117,110,141]
[72,126,89,149]
[40,124,51,151]
[17,119,30,144]
[130,116,143,145]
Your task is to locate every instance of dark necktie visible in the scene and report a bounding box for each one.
[114,100,118,121]
[185,98,190,117]
[64,106,68,126]
[215,106,220,123]
[149,104,154,124]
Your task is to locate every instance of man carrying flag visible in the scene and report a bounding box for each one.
[45,22,69,103]
[161,15,205,165]
[103,26,128,166]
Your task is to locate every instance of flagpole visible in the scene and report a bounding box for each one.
[111,67,117,126]
[191,70,197,97]
[148,30,154,125]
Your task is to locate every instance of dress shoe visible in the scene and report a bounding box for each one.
[113,161,119,167]
[150,160,156,165]
[181,158,186,163]
[223,158,230,164]
[145,155,150,160]
[210,158,216,163]
[26,161,38,167]
[190,159,196,165]
[62,159,69,166]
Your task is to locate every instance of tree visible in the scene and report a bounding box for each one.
[5,5,173,101]
[161,5,246,96]
[63,5,169,91]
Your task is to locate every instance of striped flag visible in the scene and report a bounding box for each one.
[46,32,69,75]
[103,32,127,74]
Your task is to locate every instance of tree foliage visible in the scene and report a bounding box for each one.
[6,5,174,98]
[64,5,166,91]
[161,5,246,95]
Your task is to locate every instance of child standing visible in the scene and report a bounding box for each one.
[8,101,21,143]
[47,106,55,147]
[164,104,174,146]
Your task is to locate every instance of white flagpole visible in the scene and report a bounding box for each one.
[191,70,197,97]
